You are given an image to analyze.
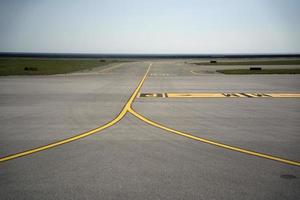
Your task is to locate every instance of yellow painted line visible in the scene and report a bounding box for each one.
[139,93,164,98]
[167,93,226,98]
[166,93,300,98]
[268,93,300,98]
[0,63,152,163]
[0,114,124,163]
[128,108,300,167]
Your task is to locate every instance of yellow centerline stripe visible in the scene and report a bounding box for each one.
[128,108,300,167]
[0,63,152,163]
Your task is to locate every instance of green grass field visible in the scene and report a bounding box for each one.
[217,68,300,74]
[0,58,126,76]
[192,59,300,65]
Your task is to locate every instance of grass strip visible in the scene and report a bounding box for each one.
[0,58,127,76]
[193,60,300,65]
[217,68,300,74]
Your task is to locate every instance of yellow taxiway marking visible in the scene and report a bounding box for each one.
[167,93,226,98]
[168,93,300,98]
[269,93,300,98]
[2,63,299,167]
[0,64,152,163]
[138,93,164,98]
[128,108,300,167]
[140,92,300,98]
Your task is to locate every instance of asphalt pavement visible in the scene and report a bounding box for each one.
[0,61,299,199]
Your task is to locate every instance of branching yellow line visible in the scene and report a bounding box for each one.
[2,62,299,168]
[0,64,152,163]
[128,107,300,167]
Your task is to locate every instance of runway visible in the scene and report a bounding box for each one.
[0,61,299,199]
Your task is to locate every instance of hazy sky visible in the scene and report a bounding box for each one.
[0,0,299,54]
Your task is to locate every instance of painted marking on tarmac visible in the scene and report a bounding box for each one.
[2,64,299,168]
[139,92,300,98]
[268,93,300,98]
[0,64,152,163]
[128,108,300,167]
[138,93,164,98]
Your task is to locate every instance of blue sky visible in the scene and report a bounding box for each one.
[0,0,299,54]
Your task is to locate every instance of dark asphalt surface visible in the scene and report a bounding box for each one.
[0,61,299,199]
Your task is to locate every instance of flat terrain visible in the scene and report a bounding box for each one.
[217,68,300,74]
[192,59,300,65]
[0,58,126,75]
[0,61,299,199]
